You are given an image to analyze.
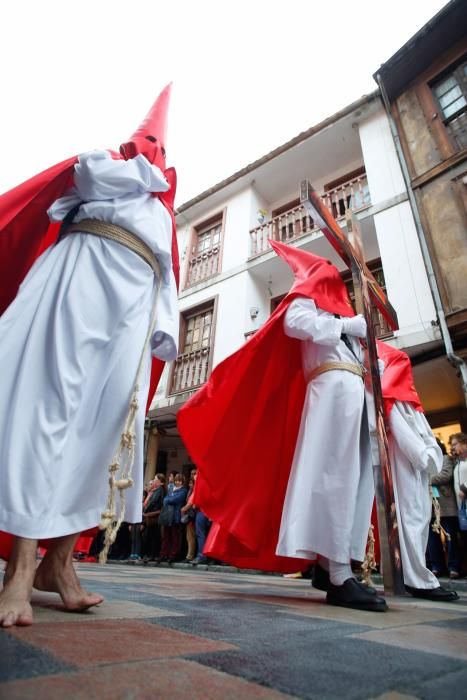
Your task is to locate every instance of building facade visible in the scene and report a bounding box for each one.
[375,0,467,440]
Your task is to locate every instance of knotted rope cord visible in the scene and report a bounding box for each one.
[361,524,377,586]
[430,485,450,541]
[58,217,162,565]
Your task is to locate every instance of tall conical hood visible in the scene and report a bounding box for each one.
[270,239,354,317]
[120,83,172,171]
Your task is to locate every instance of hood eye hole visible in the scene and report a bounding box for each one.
[161,147,166,156]
[145,135,157,143]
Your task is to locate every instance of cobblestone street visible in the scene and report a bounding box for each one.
[1,563,466,699]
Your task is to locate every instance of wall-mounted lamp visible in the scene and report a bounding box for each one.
[249,306,259,320]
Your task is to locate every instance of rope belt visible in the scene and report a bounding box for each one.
[60,216,162,564]
[64,218,161,278]
[306,361,364,383]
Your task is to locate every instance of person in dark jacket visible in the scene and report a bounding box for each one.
[158,474,188,563]
[142,474,166,562]
[428,441,461,579]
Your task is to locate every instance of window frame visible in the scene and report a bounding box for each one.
[167,296,219,396]
[183,209,226,290]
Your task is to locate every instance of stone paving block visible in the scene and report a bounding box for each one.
[352,623,467,661]
[29,590,182,623]
[0,631,73,683]
[193,637,466,700]
[244,592,467,630]
[8,619,236,668]
[0,658,294,700]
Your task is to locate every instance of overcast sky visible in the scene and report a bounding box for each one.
[0,0,447,205]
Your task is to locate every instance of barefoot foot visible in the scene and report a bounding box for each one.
[34,560,103,611]
[0,582,34,627]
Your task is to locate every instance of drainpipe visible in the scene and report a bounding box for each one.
[375,73,467,408]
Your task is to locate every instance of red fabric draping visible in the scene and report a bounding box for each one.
[179,243,354,572]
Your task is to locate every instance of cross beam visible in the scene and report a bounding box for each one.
[300,180,405,596]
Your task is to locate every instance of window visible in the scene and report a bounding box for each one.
[169,301,216,394]
[185,214,224,287]
[431,56,467,150]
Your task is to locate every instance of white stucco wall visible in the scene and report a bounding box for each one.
[373,201,437,342]
[358,107,406,203]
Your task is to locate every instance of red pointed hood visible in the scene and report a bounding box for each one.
[270,239,354,317]
[120,83,172,171]
[377,340,423,414]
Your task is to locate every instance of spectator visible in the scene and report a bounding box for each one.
[158,474,188,563]
[167,470,179,495]
[142,474,166,562]
[181,477,197,562]
[451,432,467,560]
[428,438,461,578]
[191,508,212,566]
[128,491,147,561]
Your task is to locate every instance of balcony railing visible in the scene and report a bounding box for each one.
[249,174,370,258]
[170,348,211,394]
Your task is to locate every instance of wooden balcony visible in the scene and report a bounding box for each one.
[249,174,370,258]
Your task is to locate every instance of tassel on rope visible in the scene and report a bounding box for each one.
[430,486,450,541]
[99,268,162,565]
[361,524,377,586]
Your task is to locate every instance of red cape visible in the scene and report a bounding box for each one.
[0,154,179,561]
[178,245,354,573]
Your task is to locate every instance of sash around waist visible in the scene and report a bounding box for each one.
[61,218,161,278]
[306,361,364,383]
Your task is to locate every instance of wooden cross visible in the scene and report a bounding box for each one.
[300,180,405,596]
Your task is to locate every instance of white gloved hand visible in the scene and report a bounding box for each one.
[377,359,385,377]
[341,314,367,338]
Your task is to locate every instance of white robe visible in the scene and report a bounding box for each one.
[0,151,179,539]
[388,401,442,589]
[276,297,373,563]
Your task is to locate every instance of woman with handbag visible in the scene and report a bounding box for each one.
[157,474,188,563]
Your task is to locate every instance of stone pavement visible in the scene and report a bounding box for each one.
[1,563,466,700]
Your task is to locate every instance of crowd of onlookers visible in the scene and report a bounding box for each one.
[84,468,214,566]
[80,431,467,578]
[427,431,467,578]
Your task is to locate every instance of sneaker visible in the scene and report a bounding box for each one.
[449,571,460,579]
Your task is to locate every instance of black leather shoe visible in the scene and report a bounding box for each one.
[312,564,330,591]
[312,565,377,594]
[327,578,388,612]
[405,585,459,602]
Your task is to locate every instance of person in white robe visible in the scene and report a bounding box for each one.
[0,151,179,626]
[276,297,388,612]
[387,400,458,601]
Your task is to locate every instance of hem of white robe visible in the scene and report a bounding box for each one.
[0,503,143,540]
[276,541,366,564]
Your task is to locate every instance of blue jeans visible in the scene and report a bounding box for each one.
[427,516,460,574]
[195,511,211,559]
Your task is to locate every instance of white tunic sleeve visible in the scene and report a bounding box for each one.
[284,297,343,345]
[389,401,442,474]
[74,151,169,200]
[151,268,179,361]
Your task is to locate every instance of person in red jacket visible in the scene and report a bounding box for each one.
[0,85,179,627]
